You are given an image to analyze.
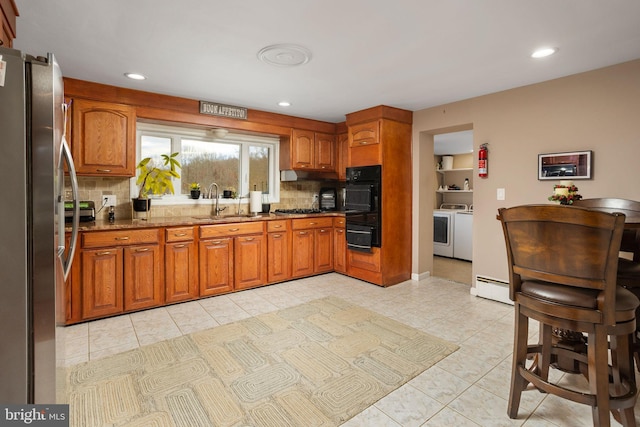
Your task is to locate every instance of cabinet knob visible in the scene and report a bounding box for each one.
[174,244,186,248]
[228,228,240,232]
[135,248,150,252]
[115,236,129,241]
[96,169,112,173]
[174,233,187,237]
[96,251,112,256]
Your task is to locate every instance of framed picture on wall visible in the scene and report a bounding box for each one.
[538,150,592,180]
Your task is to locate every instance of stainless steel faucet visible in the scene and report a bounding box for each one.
[206,182,227,216]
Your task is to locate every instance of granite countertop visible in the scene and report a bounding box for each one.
[68,211,345,232]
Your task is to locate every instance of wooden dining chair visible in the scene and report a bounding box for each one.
[498,204,639,426]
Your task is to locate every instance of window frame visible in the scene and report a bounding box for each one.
[131,122,280,206]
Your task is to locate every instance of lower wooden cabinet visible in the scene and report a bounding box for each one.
[267,220,291,283]
[334,227,347,274]
[81,247,123,319]
[314,228,333,273]
[199,237,234,296]
[234,234,267,290]
[76,228,162,322]
[292,229,315,278]
[165,227,199,303]
[123,245,163,311]
[67,216,344,324]
[291,217,334,278]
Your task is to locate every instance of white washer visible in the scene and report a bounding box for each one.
[433,204,467,258]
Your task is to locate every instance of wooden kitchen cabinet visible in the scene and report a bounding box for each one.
[71,98,136,176]
[234,234,267,290]
[199,221,266,294]
[291,217,333,278]
[81,247,123,319]
[287,129,336,172]
[267,220,291,283]
[346,106,412,286]
[199,237,233,296]
[0,0,18,48]
[165,227,198,303]
[123,244,163,311]
[77,228,162,322]
[348,120,381,167]
[333,217,347,274]
[314,227,333,273]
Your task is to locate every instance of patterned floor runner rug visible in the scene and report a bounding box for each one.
[66,296,458,426]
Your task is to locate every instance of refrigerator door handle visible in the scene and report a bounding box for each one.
[58,102,79,280]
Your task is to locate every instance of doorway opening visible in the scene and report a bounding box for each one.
[433,130,473,285]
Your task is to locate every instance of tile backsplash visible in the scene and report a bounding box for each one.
[70,177,331,220]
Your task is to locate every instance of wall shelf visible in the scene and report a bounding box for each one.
[437,190,473,193]
[437,168,473,174]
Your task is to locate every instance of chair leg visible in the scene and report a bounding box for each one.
[508,306,529,418]
[611,333,637,427]
[588,327,611,427]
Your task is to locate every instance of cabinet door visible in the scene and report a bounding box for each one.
[291,129,314,169]
[268,231,291,283]
[333,228,347,274]
[235,234,267,290]
[314,227,334,273]
[81,247,123,319]
[199,238,234,296]
[165,241,199,303]
[123,245,163,311]
[315,132,335,171]
[72,98,136,176]
[291,230,314,278]
[348,120,381,167]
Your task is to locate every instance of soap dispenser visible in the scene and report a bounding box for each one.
[464,178,470,191]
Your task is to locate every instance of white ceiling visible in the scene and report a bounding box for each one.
[13,1,640,124]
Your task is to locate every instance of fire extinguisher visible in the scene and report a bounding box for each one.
[478,143,488,178]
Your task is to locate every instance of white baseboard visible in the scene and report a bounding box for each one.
[475,275,513,305]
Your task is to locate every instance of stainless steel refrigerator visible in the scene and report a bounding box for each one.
[0,46,79,404]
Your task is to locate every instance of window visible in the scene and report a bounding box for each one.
[133,123,280,204]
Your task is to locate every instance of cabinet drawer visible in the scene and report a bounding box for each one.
[200,221,264,239]
[267,220,290,233]
[82,228,160,248]
[333,217,346,228]
[291,217,333,230]
[165,226,195,242]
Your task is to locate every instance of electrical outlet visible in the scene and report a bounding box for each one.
[103,195,117,206]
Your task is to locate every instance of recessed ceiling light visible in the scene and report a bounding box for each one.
[257,44,311,67]
[278,101,291,107]
[124,72,147,80]
[531,47,558,59]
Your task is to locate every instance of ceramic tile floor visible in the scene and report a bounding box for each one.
[58,272,637,426]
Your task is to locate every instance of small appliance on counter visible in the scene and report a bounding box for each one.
[319,187,337,211]
[65,200,95,222]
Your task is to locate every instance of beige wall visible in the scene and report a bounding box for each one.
[412,59,640,284]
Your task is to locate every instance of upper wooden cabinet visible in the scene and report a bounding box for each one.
[71,98,136,176]
[0,0,18,48]
[285,129,336,172]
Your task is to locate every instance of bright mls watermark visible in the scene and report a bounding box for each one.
[1,405,69,426]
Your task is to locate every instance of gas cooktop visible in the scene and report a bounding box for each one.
[274,208,323,215]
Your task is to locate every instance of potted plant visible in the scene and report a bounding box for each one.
[189,182,201,199]
[133,152,181,211]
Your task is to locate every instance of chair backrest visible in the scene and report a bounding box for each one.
[498,205,625,324]
[573,198,640,261]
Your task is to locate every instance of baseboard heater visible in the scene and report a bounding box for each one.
[475,275,512,305]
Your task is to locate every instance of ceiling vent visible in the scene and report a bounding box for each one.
[257,44,311,67]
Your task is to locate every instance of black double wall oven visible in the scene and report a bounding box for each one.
[345,165,382,253]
